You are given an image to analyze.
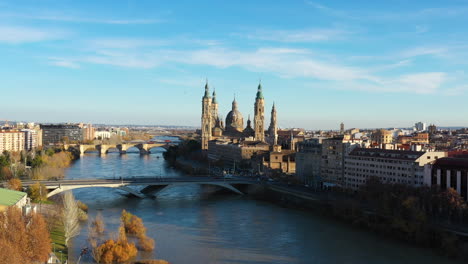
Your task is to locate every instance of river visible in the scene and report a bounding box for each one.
[67,137,460,264]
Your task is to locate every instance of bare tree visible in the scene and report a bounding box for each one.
[62,191,80,245]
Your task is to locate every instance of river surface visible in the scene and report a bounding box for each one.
[67,137,460,264]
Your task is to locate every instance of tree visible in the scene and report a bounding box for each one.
[0,207,51,264]
[95,224,138,264]
[93,212,106,235]
[0,166,13,180]
[28,182,48,202]
[62,191,80,245]
[121,209,146,237]
[6,178,22,191]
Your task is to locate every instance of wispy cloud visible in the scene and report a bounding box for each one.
[331,72,446,94]
[305,1,468,21]
[0,25,67,43]
[241,28,349,43]
[48,58,80,69]
[0,12,163,24]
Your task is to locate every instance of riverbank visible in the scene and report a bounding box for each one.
[248,183,468,261]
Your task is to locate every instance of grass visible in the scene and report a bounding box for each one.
[50,221,68,263]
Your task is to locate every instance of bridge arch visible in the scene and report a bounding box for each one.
[47,185,145,198]
[144,182,243,196]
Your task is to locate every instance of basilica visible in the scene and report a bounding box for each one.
[201,81,278,150]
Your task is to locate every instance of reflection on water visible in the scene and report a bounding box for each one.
[67,137,460,264]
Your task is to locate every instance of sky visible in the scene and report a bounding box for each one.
[0,0,467,130]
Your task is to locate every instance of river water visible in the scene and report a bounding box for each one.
[67,137,460,264]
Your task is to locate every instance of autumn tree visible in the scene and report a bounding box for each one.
[95,224,138,264]
[0,207,51,264]
[28,182,48,202]
[6,178,23,191]
[121,209,146,237]
[121,210,155,251]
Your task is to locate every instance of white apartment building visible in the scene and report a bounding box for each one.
[345,148,446,190]
[21,129,41,150]
[0,130,25,152]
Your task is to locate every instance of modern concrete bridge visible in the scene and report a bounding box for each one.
[21,176,256,198]
[64,142,172,155]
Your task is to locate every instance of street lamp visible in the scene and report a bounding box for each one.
[59,250,63,263]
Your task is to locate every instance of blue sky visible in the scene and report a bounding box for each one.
[0,0,467,129]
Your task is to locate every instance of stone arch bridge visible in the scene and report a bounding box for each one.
[20,177,256,198]
[64,143,172,155]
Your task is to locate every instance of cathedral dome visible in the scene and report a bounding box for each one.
[225,99,244,132]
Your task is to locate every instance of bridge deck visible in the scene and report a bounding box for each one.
[21,176,257,189]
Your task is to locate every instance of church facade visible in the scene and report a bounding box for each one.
[201,81,277,150]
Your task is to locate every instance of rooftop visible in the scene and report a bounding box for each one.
[349,148,425,161]
[0,188,27,207]
[433,157,468,169]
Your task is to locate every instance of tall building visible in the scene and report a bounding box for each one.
[321,136,361,187]
[254,83,265,142]
[0,130,25,152]
[82,124,95,142]
[415,122,427,132]
[296,138,323,188]
[345,148,446,190]
[41,124,83,145]
[21,129,39,151]
[201,81,213,150]
[340,122,345,134]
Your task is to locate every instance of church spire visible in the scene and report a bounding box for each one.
[254,82,265,141]
[256,81,264,100]
[232,95,238,110]
[212,88,217,104]
[203,79,210,99]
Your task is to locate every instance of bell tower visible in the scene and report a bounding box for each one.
[254,82,265,142]
[201,80,212,150]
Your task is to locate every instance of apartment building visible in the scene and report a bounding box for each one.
[345,148,445,190]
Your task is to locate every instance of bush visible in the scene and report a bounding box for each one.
[77,201,88,212]
[138,236,155,251]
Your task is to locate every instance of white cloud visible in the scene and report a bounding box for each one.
[89,38,169,49]
[243,28,348,43]
[0,12,163,24]
[337,72,446,94]
[0,25,66,43]
[49,59,80,69]
[400,47,448,58]
[173,47,366,81]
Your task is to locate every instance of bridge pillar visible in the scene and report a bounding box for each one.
[117,144,126,154]
[79,145,86,155]
[135,144,148,154]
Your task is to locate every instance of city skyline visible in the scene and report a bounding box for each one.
[1,0,468,129]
